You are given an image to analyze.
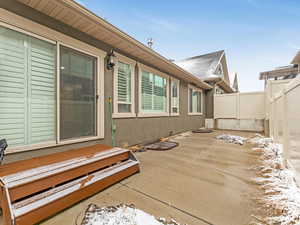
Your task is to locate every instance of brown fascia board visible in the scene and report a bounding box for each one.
[204,77,234,93]
[17,0,212,90]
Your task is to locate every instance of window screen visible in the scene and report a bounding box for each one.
[60,46,97,140]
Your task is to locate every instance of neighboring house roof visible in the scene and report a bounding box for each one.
[259,65,299,80]
[291,50,300,64]
[15,0,212,90]
[175,50,234,93]
[175,50,224,80]
[260,51,300,80]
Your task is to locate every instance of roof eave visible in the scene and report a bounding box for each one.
[17,0,212,90]
[204,77,234,93]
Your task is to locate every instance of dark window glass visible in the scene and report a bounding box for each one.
[60,46,97,140]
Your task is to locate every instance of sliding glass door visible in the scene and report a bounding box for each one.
[59,46,97,141]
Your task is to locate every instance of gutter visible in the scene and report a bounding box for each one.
[207,77,234,93]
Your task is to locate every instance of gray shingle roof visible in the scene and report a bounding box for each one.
[175,50,224,79]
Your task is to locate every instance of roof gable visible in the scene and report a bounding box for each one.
[175,50,225,80]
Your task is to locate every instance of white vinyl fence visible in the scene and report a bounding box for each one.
[214,92,265,119]
[213,92,265,131]
[265,79,291,120]
[268,77,300,183]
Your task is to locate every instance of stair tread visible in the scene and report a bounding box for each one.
[12,159,138,217]
[1,148,129,188]
[0,144,113,177]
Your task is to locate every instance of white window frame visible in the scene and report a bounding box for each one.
[188,84,203,116]
[113,53,136,118]
[57,43,105,145]
[0,9,106,153]
[170,77,180,116]
[138,63,169,117]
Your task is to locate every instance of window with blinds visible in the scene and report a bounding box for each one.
[141,70,168,114]
[0,26,56,147]
[116,61,132,113]
[171,79,179,115]
[188,87,202,114]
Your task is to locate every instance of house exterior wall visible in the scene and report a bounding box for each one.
[1,1,205,163]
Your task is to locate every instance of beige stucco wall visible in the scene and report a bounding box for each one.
[1,0,205,163]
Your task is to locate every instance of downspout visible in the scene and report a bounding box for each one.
[108,96,116,147]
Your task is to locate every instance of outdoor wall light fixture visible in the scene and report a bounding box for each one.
[107,49,116,70]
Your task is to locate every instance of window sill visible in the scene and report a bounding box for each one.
[138,113,170,118]
[6,136,104,154]
[188,113,203,116]
[170,113,180,117]
[58,136,103,145]
[112,113,136,118]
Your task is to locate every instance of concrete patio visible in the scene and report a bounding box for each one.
[0,130,263,225]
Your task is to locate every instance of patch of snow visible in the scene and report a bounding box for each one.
[215,134,247,145]
[248,136,300,225]
[81,204,182,225]
[170,131,192,140]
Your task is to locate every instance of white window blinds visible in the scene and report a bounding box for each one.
[171,79,179,114]
[117,61,132,113]
[141,71,167,113]
[0,27,56,147]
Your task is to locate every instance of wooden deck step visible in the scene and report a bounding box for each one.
[0,144,140,225]
[13,160,139,217]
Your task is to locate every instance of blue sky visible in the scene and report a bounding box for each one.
[76,0,300,92]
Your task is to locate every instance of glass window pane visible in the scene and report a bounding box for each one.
[171,80,179,114]
[141,71,167,113]
[192,91,198,113]
[189,88,193,113]
[141,71,153,112]
[117,62,131,104]
[60,46,97,140]
[118,103,131,113]
[153,75,167,112]
[198,92,202,113]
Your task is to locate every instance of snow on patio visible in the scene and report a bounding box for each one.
[217,133,300,225]
[80,204,182,225]
[216,134,247,145]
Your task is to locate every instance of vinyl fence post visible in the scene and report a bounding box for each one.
[283,91,290,167]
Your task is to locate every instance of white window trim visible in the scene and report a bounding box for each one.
[170,77,180,116]
[0,10,106,154]
[188,84,204,116]
[113,53,136,118]
[57,42,105,145]
[137,63,170,118]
